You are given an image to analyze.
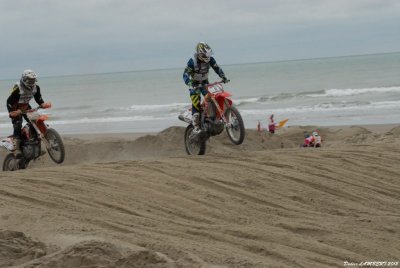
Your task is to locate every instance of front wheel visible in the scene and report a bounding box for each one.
[184,125,206,155]
[225,106,245,145]
[45,128,65,164]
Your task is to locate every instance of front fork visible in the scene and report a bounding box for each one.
[31,121,51,149]
[209,96,233,129]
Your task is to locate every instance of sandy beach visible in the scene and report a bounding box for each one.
[1,124,400,267]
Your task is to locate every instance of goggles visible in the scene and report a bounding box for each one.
[24,78,37,86]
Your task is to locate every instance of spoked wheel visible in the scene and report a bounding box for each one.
[2,153,19,171]
[45,128,65,164]
[184,125,206,155]
[225,106,245,145]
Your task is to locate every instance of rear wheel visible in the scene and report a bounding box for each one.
[3,153,18,171]
[45,128,65,164]
[184,125,206,155]
[225,106,245,145]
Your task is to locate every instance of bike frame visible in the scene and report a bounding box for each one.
[23,109,51,149]
[202,82,233,124]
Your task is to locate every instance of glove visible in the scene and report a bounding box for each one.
[41,102,52,109]
[222,77,230,83]
[187,80,193,88]
[9,110,22,118]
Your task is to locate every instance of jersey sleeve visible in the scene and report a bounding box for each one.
[6,85,20,112]
[183,58,194,85]
[33,85,44,106]
[210,57,226,79]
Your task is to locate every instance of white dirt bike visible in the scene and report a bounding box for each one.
[0,106,65,171]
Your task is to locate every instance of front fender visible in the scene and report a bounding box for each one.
[217,91,232,98]
[36,120,49,134]
[215,92,233,109]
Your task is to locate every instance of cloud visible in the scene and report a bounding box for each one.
[0,0,399,78]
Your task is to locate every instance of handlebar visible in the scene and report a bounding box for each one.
[192,79,230,90]
[9,103,52,118]
[20,106,43,115]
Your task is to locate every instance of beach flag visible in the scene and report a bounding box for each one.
[276,118,289,129]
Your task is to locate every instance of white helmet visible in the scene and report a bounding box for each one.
[196,42,213,63]
[312,131,319,137]
[21,69,37,90]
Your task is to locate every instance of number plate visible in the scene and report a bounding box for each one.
[208,84,224,94]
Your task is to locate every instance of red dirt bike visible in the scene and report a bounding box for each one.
[178,81,245,155]
[0,106,65,171]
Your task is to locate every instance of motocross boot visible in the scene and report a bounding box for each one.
[13,138,22,158]
[192,112,202,134]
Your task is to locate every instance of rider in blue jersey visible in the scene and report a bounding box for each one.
[183,42,228,133]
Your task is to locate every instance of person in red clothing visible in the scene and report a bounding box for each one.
[268,114,276,134]
[303,131,322,147]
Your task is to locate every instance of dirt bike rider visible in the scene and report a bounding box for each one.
[6,69,51,155]
[183,42,229,133]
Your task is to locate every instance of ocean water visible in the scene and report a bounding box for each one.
[1,52,399,136]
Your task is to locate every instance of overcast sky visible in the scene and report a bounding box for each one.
[0,0,399,79]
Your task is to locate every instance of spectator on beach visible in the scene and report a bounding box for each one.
[183,42,228,133]
[303,131,322,147]
[268,114,276,134]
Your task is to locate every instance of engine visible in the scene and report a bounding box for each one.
[204,119,225,136]
[21,140,41,160]
[22,124,37,140]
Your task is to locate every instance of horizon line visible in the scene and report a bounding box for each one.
[1,50,399,80]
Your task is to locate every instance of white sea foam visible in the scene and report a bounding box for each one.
[235,86,400,106]
[129,103,188,111]
[240,100,400,116]
[47,115,177,125]
[234,97,260,105]
[102,103,189,113]
[307,86,400,97]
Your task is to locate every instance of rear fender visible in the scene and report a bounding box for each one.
[0,137,15,151]
[178,106,193,124]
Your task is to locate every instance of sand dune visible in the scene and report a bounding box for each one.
[1,125,400,267]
